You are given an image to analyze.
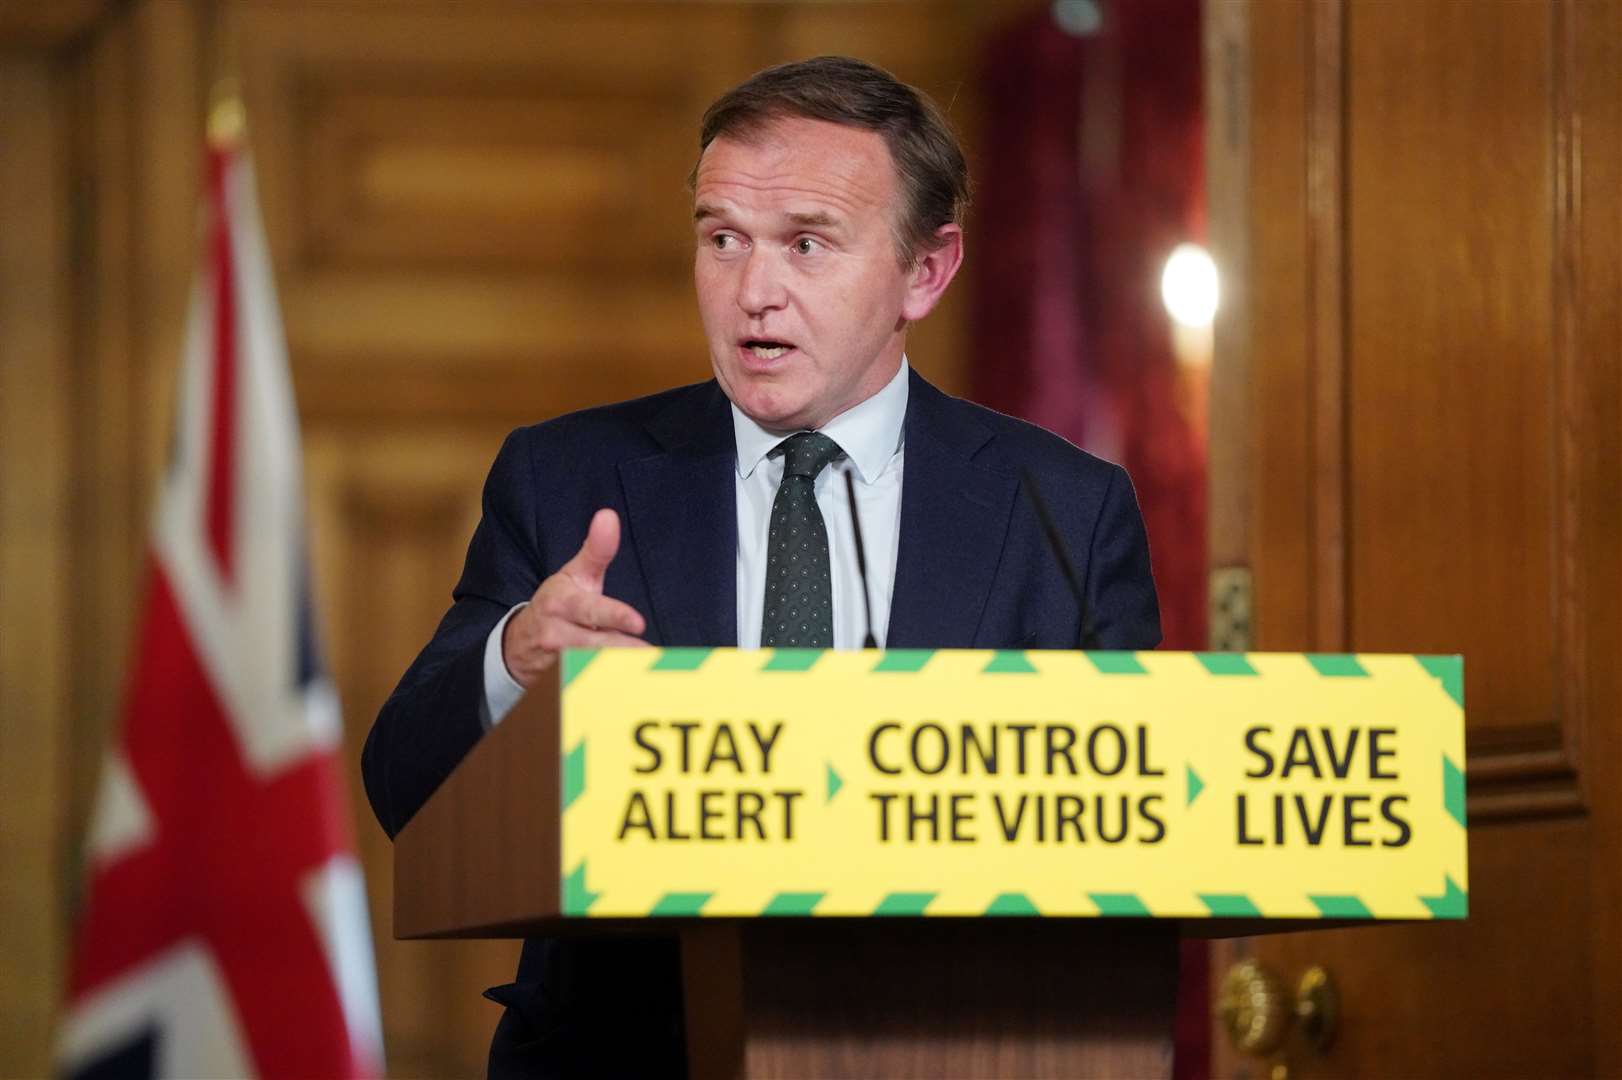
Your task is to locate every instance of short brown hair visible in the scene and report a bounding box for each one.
[693,55,970,267]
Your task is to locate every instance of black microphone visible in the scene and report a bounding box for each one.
[1019,468,1095,649]
[843,469,879,649]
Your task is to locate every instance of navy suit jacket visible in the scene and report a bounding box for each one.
[362,369,1160,1076]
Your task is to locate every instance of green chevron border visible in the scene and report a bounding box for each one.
[1195,652,1257,676]
[873,649,934,672]
[562,648,1466,922]
[873,892,936,915]
[650,892,713,916]
[985,892,1041,916]
[1443,754,1467,827]
[763,648,824,672]
[1089,892,1152,917]
[1085,651,1147,674]
[1417,654,1465,706]
[574,888,1467,919]
[762,892,825,916]
[561,740,585,811]
[1200,893,1262,917]
[1306,653,1369,677]
[1309,894,1373,919]
[1421,876,1468,919]
[650,647,713,671]
[562,648,600,688]
[563,862,598,915]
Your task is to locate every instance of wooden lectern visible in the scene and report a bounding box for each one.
[395,669,1179,1078]
[394,647,1465,1078]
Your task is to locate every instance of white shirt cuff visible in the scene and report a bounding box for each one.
[481,603,528,729]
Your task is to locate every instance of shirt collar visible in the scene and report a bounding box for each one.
[732,357,910,483]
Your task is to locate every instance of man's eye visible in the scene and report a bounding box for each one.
[711,234,737,250]
[792,237,820,255]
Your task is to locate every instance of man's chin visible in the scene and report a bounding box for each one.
[731,392,814,434]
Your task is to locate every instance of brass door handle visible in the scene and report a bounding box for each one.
[1218,960,1338,1058]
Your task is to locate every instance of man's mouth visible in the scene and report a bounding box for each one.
[743,339,795,361]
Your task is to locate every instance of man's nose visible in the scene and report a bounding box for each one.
[736,248,787,316]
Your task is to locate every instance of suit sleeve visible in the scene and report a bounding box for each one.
[1082,464,1162,650]
[361,430,547,839]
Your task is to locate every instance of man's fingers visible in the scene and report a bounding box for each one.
[554,589,646,636]
[580,629,652,649]
[564,508,622,585]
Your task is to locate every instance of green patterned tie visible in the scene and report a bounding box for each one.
[761,432,844,648]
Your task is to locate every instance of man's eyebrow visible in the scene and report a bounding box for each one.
[691,205,844,229]
[787,210,839,229]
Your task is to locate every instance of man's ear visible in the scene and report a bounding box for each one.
[899,224,964,322]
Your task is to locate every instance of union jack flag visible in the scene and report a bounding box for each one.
[56,120,383,1079]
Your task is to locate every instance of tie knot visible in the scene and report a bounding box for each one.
[772,431,843,480]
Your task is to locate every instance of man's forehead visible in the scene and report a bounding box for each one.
[693,116,897,206]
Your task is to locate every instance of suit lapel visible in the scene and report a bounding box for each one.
[886,372,1018,649]
[618,383,738,647]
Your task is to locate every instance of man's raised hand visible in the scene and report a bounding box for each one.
[501,508,649,687]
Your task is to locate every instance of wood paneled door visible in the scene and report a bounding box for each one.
[1207,0,1621,1076]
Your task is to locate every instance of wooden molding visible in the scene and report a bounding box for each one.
[0,0,108,48]
[1465,726,1585,821]
[1307,0,1347,654]
[291,63,694,274]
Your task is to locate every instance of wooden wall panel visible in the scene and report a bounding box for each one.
[1571,1,1622,1072]
[1211,0,1622,1075]
[299,85,698,272]
[1239,0,1315,652]
[1346,0,1558,744]
[235,2,756,419]
[0,57,74,1080]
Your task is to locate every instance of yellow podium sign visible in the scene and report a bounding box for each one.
[558,649,1466,920]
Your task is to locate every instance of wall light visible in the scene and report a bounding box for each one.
[1160,242,1219,329]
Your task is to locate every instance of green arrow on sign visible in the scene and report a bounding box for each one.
[1186,764,1204,807]
[826,762,843,803]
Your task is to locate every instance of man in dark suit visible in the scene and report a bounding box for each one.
[363,56,1160,1077]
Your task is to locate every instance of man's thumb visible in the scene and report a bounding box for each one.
[571,508,621,584]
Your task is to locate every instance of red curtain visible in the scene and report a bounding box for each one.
[971,0,1207,654]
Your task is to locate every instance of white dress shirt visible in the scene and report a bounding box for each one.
[481,358,910,726]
